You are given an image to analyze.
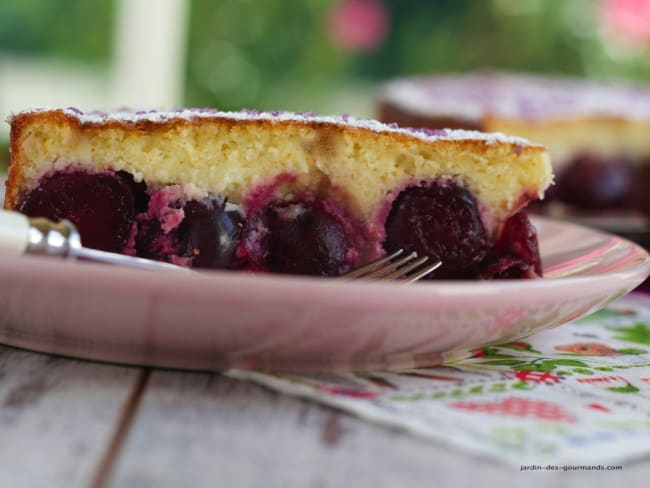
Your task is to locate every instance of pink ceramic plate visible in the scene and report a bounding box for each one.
[0,217,648,372]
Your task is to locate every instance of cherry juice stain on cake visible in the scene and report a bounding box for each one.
[241,173,299,215]
[134,186,185,263]
[384,180,490,279]
[18,169,145,253]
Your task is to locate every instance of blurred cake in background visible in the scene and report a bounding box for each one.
[378,73,650,222]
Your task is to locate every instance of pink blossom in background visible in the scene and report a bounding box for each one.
[328,0,389,53]
[600,0,650,48]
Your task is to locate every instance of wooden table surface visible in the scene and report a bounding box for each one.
[1,345,647,488]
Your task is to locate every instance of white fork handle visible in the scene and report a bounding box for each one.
[0,209,29,256]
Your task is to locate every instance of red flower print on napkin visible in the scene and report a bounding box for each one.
[319,386,377,399]
[512,370,561,384]
[449,397,575,423]
[586,403,611,413]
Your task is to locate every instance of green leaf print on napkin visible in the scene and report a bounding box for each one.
[608,385,640,394]
[611,323,650,346]
[546,359,590,367]
[575,307,632,323]
[480,359,528,366]
[617,348,647,355]
[472,342,541,359]
[481,358,590,372]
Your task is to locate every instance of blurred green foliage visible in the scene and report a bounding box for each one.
[0,0,114,62]
[185,0,344,111]
[361,0,587,76]
[185,0,650,111]
[1,0,650,116]
[0,142,8,174]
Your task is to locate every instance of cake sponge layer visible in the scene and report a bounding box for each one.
[6,108,552,226]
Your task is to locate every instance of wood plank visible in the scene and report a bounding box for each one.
[109,371,649,488]
[0,345,140,488]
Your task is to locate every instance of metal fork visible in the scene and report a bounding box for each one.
[340,249,442,283]
[1,209,190,272]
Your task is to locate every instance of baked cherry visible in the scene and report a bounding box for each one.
[18,170,143,253]
[240,200,352,276]
[177,199,243,268]
[136,196,243,269]
[556,154,633,209]
[480,211,542,279]
[384,180,490,279]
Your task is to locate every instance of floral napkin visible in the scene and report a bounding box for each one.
[228,294,650,466]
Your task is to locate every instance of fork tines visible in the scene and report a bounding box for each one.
[341,249,442,283]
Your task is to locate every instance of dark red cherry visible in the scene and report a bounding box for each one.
[556,154,633,209]
[384,180,490,279]
[135,197,243,269]
[480,211,542,279]
[241,200,352,276]
[177,199,243,269]
[19,170,143,253]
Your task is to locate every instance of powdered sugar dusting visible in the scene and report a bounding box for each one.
[381,72,650,121]
[14,106,540,148]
